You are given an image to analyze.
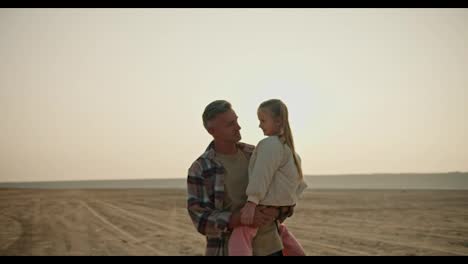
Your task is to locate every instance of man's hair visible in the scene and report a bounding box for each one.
[202,100,232,130]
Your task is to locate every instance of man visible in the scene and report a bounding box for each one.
[187,100,291,256]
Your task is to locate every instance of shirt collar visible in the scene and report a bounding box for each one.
[202,140,254,161]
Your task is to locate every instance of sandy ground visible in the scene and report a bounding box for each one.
[0,188,467,256]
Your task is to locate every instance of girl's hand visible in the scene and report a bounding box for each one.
[240,201,257,225]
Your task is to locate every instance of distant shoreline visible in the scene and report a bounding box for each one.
[2,171,467,183]
[1,172,467,190]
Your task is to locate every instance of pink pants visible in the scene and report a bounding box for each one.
[228,223,306,256]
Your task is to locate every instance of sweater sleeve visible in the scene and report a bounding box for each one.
[294,153,308,198]
[296,179,308,198]
[246,137,284,204]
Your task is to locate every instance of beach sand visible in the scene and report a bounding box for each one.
[0,188,467,256]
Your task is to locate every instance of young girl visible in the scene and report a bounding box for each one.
[228,99,308,256]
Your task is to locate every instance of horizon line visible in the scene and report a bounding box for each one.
[1,171,467,184]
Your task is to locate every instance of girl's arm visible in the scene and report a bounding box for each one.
[245,137,284,205]
[240,138,284,225]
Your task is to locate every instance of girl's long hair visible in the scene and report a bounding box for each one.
[259,99,303,179]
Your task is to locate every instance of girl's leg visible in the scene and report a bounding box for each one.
[228,226,258,256]
[278,223,306,256]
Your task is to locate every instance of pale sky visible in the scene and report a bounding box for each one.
[1,8,467,182]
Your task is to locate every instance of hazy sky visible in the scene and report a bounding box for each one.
[1,8,467,182]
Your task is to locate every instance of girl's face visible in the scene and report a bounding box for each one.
[257,108,282,136]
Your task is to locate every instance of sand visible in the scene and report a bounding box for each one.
[0,188,467,256]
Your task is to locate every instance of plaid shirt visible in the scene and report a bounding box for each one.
[187,141,255,256]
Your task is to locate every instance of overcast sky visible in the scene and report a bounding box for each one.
[1,8,467,182]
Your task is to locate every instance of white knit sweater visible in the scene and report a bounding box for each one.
[246,136,308,206]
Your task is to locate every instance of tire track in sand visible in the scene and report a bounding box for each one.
[94,200,184,234]
[94,199,204,245]
[80,201,164,255]
[291,224,467,255]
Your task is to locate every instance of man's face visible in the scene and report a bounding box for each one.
[208,109,242,143]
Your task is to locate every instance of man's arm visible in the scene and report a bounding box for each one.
[187,163,231,236]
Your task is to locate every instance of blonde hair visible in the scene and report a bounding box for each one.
[259,99,303,179]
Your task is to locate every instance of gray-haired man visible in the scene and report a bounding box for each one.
[187,100,285,256]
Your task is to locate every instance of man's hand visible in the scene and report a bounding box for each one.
[228,211,242,230]
[287,204,295,218]
[228,205,279,230]
[240,201,256,225]
[252,205,279,228]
